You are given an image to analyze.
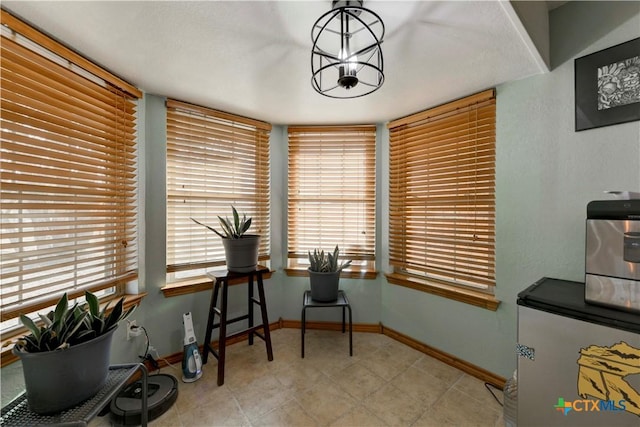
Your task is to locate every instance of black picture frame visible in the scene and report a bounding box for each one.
[575,37,640,131]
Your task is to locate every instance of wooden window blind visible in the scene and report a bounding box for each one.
[166,100,271,275]
[287,126,376,276]
[0,10,141,324]
[388,89,496,292]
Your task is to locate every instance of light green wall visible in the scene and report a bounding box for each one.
[381,1,640,378]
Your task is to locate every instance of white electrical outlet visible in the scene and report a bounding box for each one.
[126,320,141,340]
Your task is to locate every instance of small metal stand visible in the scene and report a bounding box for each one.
[1,363,148,427]
[301,290,353,357]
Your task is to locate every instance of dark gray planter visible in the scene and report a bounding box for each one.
[12,327,116,414]
[222,234,260,273]
[308,269,341,302]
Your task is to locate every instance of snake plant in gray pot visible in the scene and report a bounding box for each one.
[191,205,260,273]
[12,291,135,414]
[307,245,352,302]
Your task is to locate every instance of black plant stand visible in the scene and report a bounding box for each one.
[0,363,148,427]
[202,266,273,386]
[301,290,352,358]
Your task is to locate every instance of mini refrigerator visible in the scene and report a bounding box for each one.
[517,277,640,426]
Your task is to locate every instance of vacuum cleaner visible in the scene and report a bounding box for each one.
[181,312,203,383]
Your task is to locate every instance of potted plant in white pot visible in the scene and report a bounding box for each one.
[307,245,352,302]
[191,206,260,273]
[12,291,135,414]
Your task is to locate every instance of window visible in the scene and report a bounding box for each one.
[0,10,141,331]
[387,89,498,309]
[287,126,376,278]
[166,100,270,282]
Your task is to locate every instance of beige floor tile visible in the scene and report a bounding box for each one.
[223,358,273,392]
[295,375,358,425]
[272,359,327,394]
[415,386,501,427]
[453,374,504,413]
[362,383,426,426]
[233,374,294,422]
[359,346,413,381]
[412,355,464,386]
[253,399,318,427]
[174,370,233,413]
[329,404,387,427]
[177,402,251,427]
[330,363,387,401]
[390,365,450,406]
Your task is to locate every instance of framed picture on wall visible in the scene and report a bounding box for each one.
[575,37,640,131]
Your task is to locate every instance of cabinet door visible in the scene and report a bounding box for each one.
[517,306,640,427]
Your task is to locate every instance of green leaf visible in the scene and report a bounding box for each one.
[240,218,252,235]
[19,315,41,340]
[218,216,234,238]
[53,293,68,324]
[99,300,112,319]
[93,316,106,335]
[190,217,225,237]
[85,291,100,317]
[120,304,136,323]
[38,313,52,327]
[60,311,88,343]
[75,329,96,341]
[104,298,123,330]
[232,205,240,233]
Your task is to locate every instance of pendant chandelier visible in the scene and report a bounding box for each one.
[311,0,385,98]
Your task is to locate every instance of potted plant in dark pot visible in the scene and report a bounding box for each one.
[12,291,135,414]
[191,206,260,273]
[308,245,352,302]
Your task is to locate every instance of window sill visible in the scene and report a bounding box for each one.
[385,273,500,311]
[285,268,378,280]
[1,293,146,368]
[161,267,274,298]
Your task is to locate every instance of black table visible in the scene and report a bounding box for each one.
[301,290,353,358]
[0,363,148,427]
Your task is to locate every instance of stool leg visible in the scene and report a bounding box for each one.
[301,306,306,358]
[203,280,220,364]
[256,272,273,361]
[217,279,229,386]
[248,273,254,346]
[347,304,353,357]
[342,306,346,333]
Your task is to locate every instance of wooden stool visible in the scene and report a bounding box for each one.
[301,290,352,358]
[202,266,273,386]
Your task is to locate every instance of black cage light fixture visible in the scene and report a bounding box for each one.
[311,0,385,98]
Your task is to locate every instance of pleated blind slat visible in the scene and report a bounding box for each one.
[388,89,496,291]
[287,126,376,270]
[0,11,139,322]
[166,100,271,272]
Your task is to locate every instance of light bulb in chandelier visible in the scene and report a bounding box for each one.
[338,48,358,89]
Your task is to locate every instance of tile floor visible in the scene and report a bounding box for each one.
[91,328,505,426]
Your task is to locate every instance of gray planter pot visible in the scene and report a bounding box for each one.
[308,269,341,302]
[12,327,116,414]
[222,234,260,273]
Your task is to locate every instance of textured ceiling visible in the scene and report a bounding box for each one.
[2,1,549,125]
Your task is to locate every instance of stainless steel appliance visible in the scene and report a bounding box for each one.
[517,277,640,427]
[585,200,640,313]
